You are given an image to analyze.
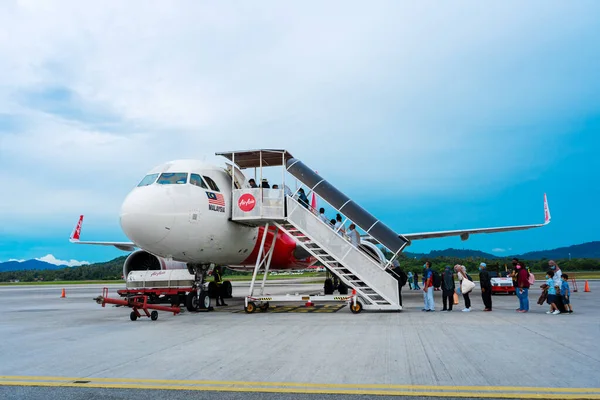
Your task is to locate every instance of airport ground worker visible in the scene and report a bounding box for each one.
[214,266,227,306]
[479,262,492,311]
[422,261,435,311]
[441,265,455,311]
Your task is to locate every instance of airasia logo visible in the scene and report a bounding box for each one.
[238,193,256,212]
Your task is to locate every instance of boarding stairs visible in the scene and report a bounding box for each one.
[219,149,407,311]
[275,197,402,310]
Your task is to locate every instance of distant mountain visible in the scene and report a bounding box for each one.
[0,259,67,273]
[513,241,600,260]
[402,241,600,261]
[404,249,498,260]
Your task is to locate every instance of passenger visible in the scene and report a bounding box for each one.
[561,274,573,314]
[297,188,310,208]
[422,261,434,311]
[441,265,455,312]
[389,260,405,307]
[413,270,420,290]
[261,179,270,189]
[408,271,414,290]
[272,184,279,189]
[549,260,563,295]
[479,262,492,311]
[545,270,560,315]
[347,224,360,247]
[329,218,336,228]
[334,214,345,236]
[454,264,472,312]
[318,207,329,224]
[248,178,258,188]
[213,266,227,307]
[516,260,531,313]
[511,258,521,310]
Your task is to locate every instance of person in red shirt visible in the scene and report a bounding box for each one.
[515,259,531,312]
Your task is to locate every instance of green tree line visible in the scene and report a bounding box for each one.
[1,255,599,283]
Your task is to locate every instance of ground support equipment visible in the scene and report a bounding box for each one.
[94,287,182,321]
[245,289,363,314]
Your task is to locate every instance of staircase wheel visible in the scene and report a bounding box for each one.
[150,311,159,321]
[130,311,138,321]
[259,302,270,311]
[350,301,363,314]
[245,302,256,314]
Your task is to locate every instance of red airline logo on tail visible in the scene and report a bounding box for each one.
[544,193,551,224]
[71,215,84,241]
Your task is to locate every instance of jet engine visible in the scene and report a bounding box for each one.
[122,249,187,278]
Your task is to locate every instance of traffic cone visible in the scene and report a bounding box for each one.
[584,281,590,292]
[61,288,66,298]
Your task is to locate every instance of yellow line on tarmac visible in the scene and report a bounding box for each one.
[1,376,600,394]
[0,381,600,399]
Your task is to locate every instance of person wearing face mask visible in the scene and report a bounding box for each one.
[479,262,492,311]
[515,259,531,312]
[422,261,435,312]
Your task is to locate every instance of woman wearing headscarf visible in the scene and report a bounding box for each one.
[454,264,472,312]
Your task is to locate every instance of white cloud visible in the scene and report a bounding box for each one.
[35,254,89,267]
[492,248,506,253]
[8,259,25,263]
[0,1,599,235]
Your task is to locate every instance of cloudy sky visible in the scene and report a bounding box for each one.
[1,1,599,265]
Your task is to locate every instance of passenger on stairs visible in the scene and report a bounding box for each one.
[347,224,361,247]
[297,188,310,208]
[248,178,258,188]
[334,214,345,236]
[318,208,329,224]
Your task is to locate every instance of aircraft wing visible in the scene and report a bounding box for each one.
[69,215,137,252]
[362,193,551,244]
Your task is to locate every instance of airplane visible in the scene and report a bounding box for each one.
[70,156,551,300]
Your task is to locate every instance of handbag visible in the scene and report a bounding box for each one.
[461,278,476,294]
[453,292,459,305]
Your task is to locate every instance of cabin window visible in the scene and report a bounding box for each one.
[203,175,220,191]
[190,173,208,189]
[157,172,188,185]
[137,173,159,187]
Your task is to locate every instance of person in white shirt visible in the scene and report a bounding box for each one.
[333,214,345,236]
[347,224,360,247]
[318,208,328,224]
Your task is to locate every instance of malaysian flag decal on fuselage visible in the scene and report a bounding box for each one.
[206,191,226,212]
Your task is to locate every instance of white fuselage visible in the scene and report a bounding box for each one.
[119,160,259,264]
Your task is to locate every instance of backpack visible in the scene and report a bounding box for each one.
[528,272,536,286]
[432,270,442,288]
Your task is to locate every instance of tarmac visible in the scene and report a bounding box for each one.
[1,279,599,399]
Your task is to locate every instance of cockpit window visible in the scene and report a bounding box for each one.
[190,174,208,189]
[157,172,188,185]
[203,175,220,191]
[137,173,159,187]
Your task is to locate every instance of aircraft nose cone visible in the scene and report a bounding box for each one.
[120,186,175,247]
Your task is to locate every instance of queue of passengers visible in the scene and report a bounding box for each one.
[417,258,574,314]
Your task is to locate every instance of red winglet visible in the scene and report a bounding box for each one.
[71,215,84,241]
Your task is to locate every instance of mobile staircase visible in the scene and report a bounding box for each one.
[217,149,409,313]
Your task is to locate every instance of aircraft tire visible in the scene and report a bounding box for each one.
[186,291,199,312]
[338,282,349,295]
[324,278,334,295]
[198,291,211,309]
